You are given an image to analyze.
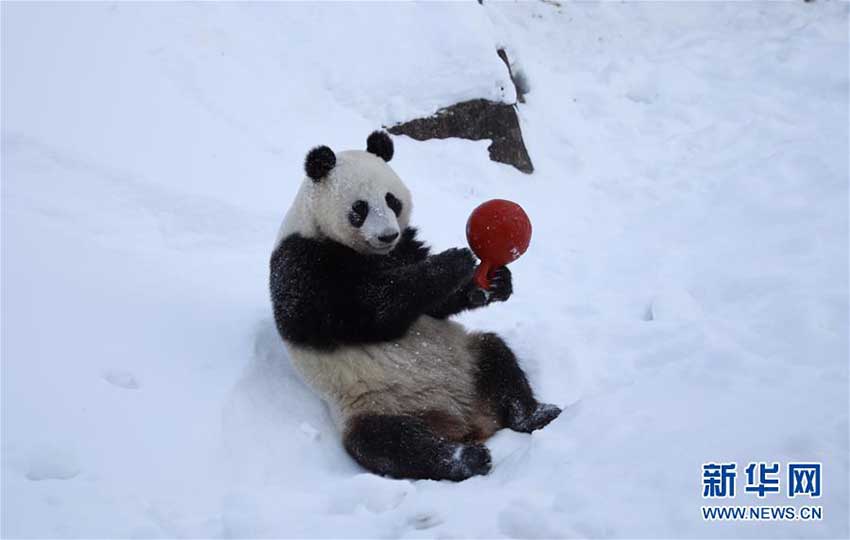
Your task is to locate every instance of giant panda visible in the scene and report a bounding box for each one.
[270,131,560,481]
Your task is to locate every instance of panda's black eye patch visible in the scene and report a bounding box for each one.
[349,200,369,228]
[385,193,403,217]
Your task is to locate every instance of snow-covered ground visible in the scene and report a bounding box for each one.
[2,2,848,538]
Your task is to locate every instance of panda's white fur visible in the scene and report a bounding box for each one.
[275,149,493,437]
[285,317,487,434]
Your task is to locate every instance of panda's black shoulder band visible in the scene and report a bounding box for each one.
[305,145,336,181]
[366,131,394,162]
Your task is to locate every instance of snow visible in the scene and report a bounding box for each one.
[2,1,848,538]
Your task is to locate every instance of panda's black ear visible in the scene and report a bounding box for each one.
[304,145,336,182]
[366,131,394,162]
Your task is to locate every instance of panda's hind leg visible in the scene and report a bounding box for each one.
[344,414,491,481]
[470,332,562,433]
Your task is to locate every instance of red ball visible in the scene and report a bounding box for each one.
[466,199,532,288]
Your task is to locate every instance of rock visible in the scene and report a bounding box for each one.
[388,99,534,174]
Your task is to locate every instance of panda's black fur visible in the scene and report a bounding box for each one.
[270,131,561,481]
[366,130,394,162]
[304,145,336,181]
[270,228,507,350]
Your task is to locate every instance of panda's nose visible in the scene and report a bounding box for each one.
[378,231,399,244]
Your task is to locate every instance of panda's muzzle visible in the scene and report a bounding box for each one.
[378,231,399,244]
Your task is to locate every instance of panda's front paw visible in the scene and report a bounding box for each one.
[467,287,488,307]
[431,248,476,284]
[487,266,513,303]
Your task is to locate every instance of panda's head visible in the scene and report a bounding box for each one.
[299,131,411,255]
